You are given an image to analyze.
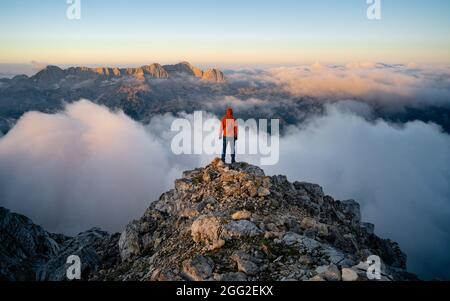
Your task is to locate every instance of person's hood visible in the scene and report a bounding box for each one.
[226,108,234,118]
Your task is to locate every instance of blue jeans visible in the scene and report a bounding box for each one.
[222,137,236,163]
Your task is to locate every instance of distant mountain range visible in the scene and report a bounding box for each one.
[30,61,225,85]
[0,62,231,134]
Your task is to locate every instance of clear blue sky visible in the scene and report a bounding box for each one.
[0,0,449,66]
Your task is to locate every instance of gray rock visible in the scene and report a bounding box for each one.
[315,264,341,281]
[282,232,321,251]
[341,200,361,226]
[323,246,346,266]
[214,272,247,281]
[294,182,324,198]
[231,252,260,275]
[257,187,271,197]
[191,215,223,246]
[38,228,113,281]
[361,222,375,235]
[230,162,265,177]
[0,207,120,281]
[0,207,62,280]
[300,217,328,236]
[119,221,142,261]
[182,255,214,281]
[282,232,304,246]
[224,220,262,239]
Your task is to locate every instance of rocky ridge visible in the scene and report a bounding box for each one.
[0,159,418,281]
[0,207,119,281]
[0,61,230,134]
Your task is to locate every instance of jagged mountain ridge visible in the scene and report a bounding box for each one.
[31,61,225,84]
[0,61,232,134]
[0,159,418,281]
[0,207,120,281]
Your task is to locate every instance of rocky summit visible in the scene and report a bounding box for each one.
[0,159,418,281]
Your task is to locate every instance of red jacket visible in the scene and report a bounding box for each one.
[220,108,238,138]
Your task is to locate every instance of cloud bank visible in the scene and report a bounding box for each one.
[0,100,189,234]
[226,63,450,109]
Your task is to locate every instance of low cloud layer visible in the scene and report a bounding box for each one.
[0,99,449,279]
[227,63,450,109]
[0,100,190,234]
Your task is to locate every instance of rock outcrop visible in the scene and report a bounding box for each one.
[106,159,417,281]
[0,207,120,281]
[163,61,205,79]
[142,63,169,79]
[202,69,226,83]
[0,159,418,281]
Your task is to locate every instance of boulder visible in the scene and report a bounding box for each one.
[361,222,375,235]
[191,215,223,244]
[231,210,252,221]
[323,246,347,266]
[257,187,271,197]
[182,255,215,281]
[340,200,361,226]
[342,268,359,281]
[282,232,321,251]
[207,239,225,251]
[231,252,260,275]
[224,220,262,239]
[315,264,341,281]
[300,217,329,236]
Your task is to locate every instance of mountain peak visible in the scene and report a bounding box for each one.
[33,65,65,82]
[141,63,169,79]
[37,65,65,75]
[113,158,416,281]
[0,159,417,281]
[202,68,226,83]
[44,65,62,71]
[163,61,205,78]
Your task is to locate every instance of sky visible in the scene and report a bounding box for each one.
[0,0,450,67]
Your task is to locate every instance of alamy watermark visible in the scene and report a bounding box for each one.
[367,0,381,20]
[66,1,379,22]
[66,0,81,20]
[367,255,382,280]
[66,255,81,280]
[170,112,280,166]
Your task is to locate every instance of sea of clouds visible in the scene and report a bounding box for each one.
[225,62,450,109]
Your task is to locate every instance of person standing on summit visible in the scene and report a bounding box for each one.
[219,108,238,164]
